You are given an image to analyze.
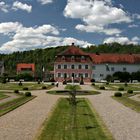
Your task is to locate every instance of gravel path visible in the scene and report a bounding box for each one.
[130,94,140,102]
[86,87,140,140]
[0,90,59,140]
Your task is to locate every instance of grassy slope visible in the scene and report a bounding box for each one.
[112,93,140,112]
[38,98,113,140]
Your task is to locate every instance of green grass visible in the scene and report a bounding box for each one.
[65,84,81,90]
[47,90,100,95]
[0,83,54,90]
[93,83,140,91]
[112,93,140,112]
[0,95,36,116]
[0,92,9,100]
[38,98,114,140]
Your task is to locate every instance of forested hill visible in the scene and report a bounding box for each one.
[1,42,140,76]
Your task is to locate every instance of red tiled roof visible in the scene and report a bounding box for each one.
[17,63,35,71]
[58,45,87,56]
[89,53,140,64]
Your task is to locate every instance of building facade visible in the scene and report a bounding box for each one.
[54,43,93,82]
[17,63,35,77]
[54,44,140,82]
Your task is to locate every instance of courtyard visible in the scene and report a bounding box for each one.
[0,82,139,140]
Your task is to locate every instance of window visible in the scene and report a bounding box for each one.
[72,73,75,78]
[123,67,126,71]
[78,65,82,69]
[58,65,61,69]
[106,64,110,71]
[81,56,85,60]
[58,73,61,77]
[71,56,75,61]
[71,64,75,69]
[85,65,88,69]
[64,65,67,69]
[79,73,82,77]
[100,74,104,77]
[85,73,88,78]
[93,66,96,70]
[62,56,65,60]
[64,73,67,78]
[111,67,114,71]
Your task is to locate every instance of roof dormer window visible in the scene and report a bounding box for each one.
[81,56,85,60]
[71,56,75,61]
[62,56,65,60]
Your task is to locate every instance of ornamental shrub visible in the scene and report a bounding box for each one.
[100,86,105,90]
[14,90,19,93]
[118,87,124,91]
[114,92,122,97]
[42,86,47,89]
[23,87,28,90]
[127,89,133,94]
[25,92,31,97]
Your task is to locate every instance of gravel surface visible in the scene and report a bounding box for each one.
[130,94,140,102]
[0,90,59,140]
[87,89,140,140]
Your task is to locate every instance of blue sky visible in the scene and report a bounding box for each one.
[0,0,140,53]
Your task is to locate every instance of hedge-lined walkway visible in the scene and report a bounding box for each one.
[0,90,59,140]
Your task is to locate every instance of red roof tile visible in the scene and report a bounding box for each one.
[89,53,140,64]
[17,63,35,71]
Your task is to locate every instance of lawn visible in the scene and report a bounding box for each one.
[0,95,36,116]
[47,90,100,95]
[65,84,81,90]
[92,83,140,91]
[38,98,113,140]
[0,83,53,90]
[0,92,9,100]
[112,92,140,112]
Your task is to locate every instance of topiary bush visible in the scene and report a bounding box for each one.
[127,89,133,94]
[124,82,128,86]
[42,86,47,89]
[23,87,28,90]
[92,83,95,86]
[25,92,31,97]
[118,87,124,91]
[14,89,19,93]
[100,86,105,90]
[63,80,67,85]
[18,81,22,86]
[114,92,122,97]
[106,82,109,85]
[51,82,55,85]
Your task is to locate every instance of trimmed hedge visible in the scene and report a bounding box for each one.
[42,86,47,89]
[23,87,28,90]
[114,92,122,97]
[127,89,133,94]
[100,86,105,90]
[14,90,19,93]
[25,92,31,97]
[118,87,124,91]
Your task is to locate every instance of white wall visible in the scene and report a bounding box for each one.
[92,64,140,81]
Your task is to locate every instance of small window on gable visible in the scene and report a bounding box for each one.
[123,67,126,71]
[62,56,65,60]
[71,56,75,61]
[81,56,85,60]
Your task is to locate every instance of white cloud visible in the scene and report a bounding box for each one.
[12,1,32,13]
[0,1,9,13]
[0,22,22,35]
[128,24,138,28]
[0,22,92,53]
[103,36,140,45]
[37,0,53,5]
[64,0,132,35]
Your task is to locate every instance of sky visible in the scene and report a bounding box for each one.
[0,0,140,53]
